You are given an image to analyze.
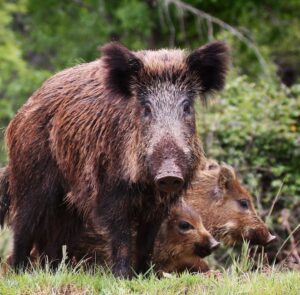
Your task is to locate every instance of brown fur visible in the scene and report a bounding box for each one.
[149,160,275,274]
[28,200,217,274]
[0,159,273,274]
[152,201,217,274]
[187,160,274,247]
[4,42,229,277]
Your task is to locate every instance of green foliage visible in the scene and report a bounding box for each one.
[197,75,300,235]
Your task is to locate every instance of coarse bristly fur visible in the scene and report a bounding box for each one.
[4,41,229,277]
[187,160,275,247]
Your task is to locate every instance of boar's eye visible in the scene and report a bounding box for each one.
[143,102,152,118]
[238,199,249,210]
[182,100,192,115]
[178,220,194,231]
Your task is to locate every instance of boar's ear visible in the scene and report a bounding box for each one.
[218,165,235,190]
[101,42,143,97]
[186,41,229,96]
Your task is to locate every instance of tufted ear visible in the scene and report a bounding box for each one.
[186,41,229,95]
[101,42,143,97]
[204,159,220,171]
[218,165,235,190]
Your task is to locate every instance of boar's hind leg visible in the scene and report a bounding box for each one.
[10,168,63,271]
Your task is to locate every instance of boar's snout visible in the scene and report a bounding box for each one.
[248,227,277,246]
[154,160,184,193]
[266,233,277,245]
[155,174,184,193]
[209,238,220,251]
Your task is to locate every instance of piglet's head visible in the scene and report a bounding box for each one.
[204,163,276,246]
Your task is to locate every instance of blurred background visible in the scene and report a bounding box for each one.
[0,0,299,269]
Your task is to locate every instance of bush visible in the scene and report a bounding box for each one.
[198,75,300,236]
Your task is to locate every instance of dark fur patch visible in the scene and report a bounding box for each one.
[186,41,230,94]
[101,42,143,97]
[0,167,9,228]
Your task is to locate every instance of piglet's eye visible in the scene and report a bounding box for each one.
[238,199,249,210]
[178,220,194,231]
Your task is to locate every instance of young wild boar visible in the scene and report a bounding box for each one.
[28,198,220,274]
[187,160,276,247]
[150,160,276,273]
[152,201,219,274]
[4,42,229,277]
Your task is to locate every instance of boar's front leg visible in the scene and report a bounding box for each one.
[136,217,165,274]
[95,184,133,278]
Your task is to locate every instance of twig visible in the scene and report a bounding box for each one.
[163,0,270,76]
[266,178,285,221]
[281,209,300,264]
[162,1,176,47]
[274,223,300,264]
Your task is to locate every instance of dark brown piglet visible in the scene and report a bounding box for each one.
[152,201,219,274]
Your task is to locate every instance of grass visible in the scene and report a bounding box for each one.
[1,229,299,294]
[0,266,299,295]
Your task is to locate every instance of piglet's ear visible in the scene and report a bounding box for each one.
[187,41,229,95]
[218,165,235,190]
[101,42,143,97]
[204,159,220,171]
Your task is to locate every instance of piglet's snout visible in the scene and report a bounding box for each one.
[194,237,220,258]
[209,238,220,251]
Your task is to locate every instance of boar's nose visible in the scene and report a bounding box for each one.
[209,238,220,251]
[155,159,184,193]
[266,234,277,245]
[155,175,184,193]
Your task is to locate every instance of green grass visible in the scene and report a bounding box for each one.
[0,266,299,295]
[1,231,299,294]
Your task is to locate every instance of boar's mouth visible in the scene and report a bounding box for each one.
[247,230,277,246]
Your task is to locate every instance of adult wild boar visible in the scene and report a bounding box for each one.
[149,160,277,274]
[5,42,229,277]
